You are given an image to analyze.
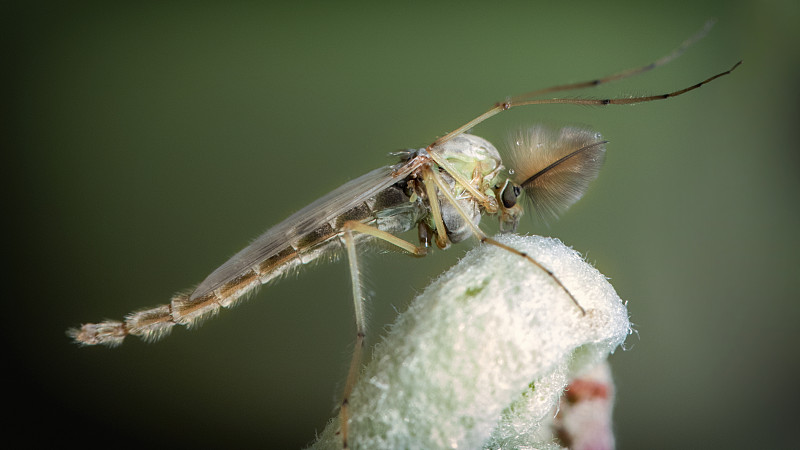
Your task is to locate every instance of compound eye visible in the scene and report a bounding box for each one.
[501,181,522,209]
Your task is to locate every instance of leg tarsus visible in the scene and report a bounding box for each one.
[484,236,586,315]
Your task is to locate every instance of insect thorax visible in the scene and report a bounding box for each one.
[427,134,504,243]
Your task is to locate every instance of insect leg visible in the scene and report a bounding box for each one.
[508,19,717,99]
[420,166,451,249]
[337,221,426,448]
[427,151,498,215]
[422,166,586,315]
[343,221,428,256]
[430,21,737,149]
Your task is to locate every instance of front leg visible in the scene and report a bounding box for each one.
[422,166,586,315]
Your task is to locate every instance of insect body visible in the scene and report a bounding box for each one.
[68,128,607,346]
[68,21,739,448]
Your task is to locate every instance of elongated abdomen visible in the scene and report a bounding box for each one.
[69,181,423,346]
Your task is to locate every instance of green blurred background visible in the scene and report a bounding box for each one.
[7,1,799,448]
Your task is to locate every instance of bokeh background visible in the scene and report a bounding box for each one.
[7,1,798,448]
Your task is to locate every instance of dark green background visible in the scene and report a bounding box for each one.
[7,1,799,448]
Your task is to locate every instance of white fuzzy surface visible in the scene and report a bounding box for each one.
[310,235,630,449]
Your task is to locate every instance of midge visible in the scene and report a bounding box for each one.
[69,21,738,448]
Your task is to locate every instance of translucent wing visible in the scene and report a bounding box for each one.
[192,161,415,300]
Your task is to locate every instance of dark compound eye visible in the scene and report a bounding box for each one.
[501,182,522,209]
